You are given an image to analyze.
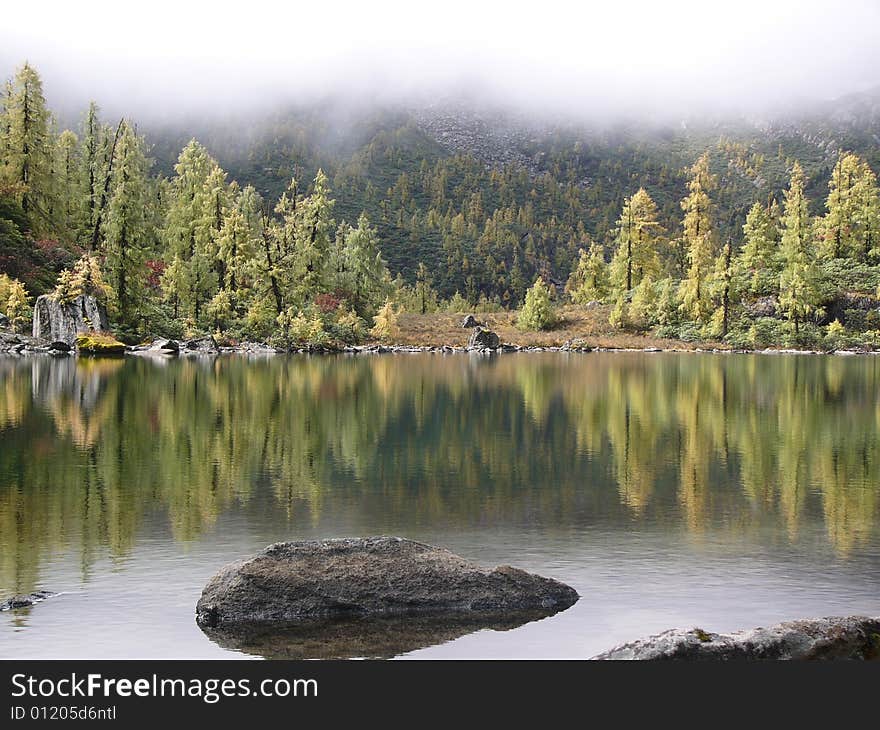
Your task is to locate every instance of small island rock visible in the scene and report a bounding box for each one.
[196,537,578,627]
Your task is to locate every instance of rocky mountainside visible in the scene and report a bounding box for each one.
[136,88,880,300]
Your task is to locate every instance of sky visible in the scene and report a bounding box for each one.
[2,0,879,121]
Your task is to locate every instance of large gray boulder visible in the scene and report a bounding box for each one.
[32,294,109,345]
[467,327,500,350]
[196,537,578,628]
[592,616,880,660]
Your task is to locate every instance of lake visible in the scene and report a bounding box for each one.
[1,352,879,658]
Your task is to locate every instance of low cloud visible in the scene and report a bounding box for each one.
[2,0,879,123]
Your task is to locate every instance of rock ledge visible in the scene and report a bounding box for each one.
[592,616,880,660]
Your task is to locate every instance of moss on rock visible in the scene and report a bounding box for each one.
[75,332,126,355]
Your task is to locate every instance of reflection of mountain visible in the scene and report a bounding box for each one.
[201,610,559,659]
[0,353,878,595]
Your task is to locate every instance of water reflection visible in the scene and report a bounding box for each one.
[201,611,560,659]
[0,352,878,598]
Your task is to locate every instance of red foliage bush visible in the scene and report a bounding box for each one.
[145,259,166,289]
[314,293,341,313]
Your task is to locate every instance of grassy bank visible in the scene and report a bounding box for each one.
[389,305,727,350]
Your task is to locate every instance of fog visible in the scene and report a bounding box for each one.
[2,0,879,123]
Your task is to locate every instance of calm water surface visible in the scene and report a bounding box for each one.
[1,352,878,658]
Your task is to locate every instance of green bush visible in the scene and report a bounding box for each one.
[677,322,703,342]
[747,317,788,348]
[517,277,557,331]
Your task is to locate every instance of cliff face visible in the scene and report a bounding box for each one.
[32,294,110,345]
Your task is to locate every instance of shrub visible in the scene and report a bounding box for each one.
[677,322,703,342]
[0,273,30,331]
[331,306,364,344]
[747,317,788,348]
[53,254,112,304]
[825,319,853,350]
[443,292,469,313]
[370,299,399,341]
[244,298,278,340]
[517,277,557,331]
[314,293,341,314]
[276,307,329,346]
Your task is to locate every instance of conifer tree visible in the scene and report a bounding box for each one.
[819,153,861,260]
[412,262,435,315]
[678,153,717,323]
[78,102,106,242]
[195,163,231,292]
[343,212,388,315]
[608,189,663,326]
[566,243,608,304]
[292,169,334,303]
[778,162,820,335]
[1,63,52,224]
[708,240,737,338]
[254,178,300,320]
[854,158,880,262]
[215,205,255,294]
[737,200,780,296]
[54,129,79,241]
[628,274,656,328]
[160,140,217,325]
[102,121,149,325]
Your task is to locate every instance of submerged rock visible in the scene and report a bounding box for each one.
[592,616,880,660]
[32,294,109,345]
[0,590,56,611]
[202,610,558,659]
[467,327,500,350]
[196,536,578,628]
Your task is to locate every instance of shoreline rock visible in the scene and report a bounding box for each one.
[195,536,578,628]
[32,294,109,345]
[592,616,880,660]
[4,333,880,358]
[467,327,501,350]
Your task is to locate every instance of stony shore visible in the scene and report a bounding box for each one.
[2,332,877,358]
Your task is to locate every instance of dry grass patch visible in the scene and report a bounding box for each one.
[387,305,726,350]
